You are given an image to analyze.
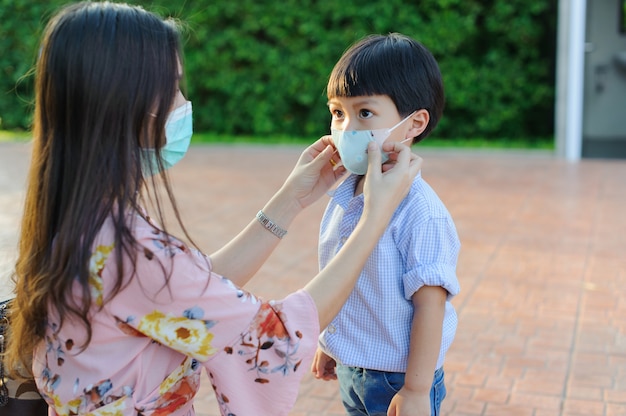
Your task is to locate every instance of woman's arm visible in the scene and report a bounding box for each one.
[209,136,345,286]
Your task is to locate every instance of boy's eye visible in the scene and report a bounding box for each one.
[359,109,373,119]
[331,109,344,119]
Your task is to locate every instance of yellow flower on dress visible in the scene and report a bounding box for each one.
[137,311,216,360]
[89,244,114,306]
[51,394,69,415]
[84,396,127,415]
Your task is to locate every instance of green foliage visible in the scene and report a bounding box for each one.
[440,0,557,140]
[0,0,65,129]
[190,131,555,150]
[0,0,557,142]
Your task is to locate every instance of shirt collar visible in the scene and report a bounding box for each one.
[331,174,362,209]
[329,170,423,209]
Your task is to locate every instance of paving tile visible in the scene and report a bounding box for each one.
[562,397,606,415]
[2,143,626,415]
[508,392,563,410]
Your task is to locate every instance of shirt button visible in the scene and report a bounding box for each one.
[340,237,348,244]
[328,324,336,334]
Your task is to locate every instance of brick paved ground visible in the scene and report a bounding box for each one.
[1,141,625,415]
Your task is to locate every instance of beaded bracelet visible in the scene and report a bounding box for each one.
[256,210,288,239]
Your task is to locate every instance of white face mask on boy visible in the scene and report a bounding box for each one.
[331,111,415,175]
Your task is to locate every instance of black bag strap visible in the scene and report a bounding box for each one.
[0,299,11,406]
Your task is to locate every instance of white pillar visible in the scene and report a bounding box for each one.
[556,0,587,161]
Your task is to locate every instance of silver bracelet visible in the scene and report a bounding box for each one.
[256,210,288,239]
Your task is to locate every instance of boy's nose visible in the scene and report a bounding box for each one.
[343,117,360,131]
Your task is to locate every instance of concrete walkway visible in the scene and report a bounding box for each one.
[1,141,625,415]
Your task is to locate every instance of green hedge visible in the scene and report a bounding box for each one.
[0,0,556,142]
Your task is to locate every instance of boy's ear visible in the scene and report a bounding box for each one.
[406,109,429,139]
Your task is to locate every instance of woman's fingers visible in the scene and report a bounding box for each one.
[366,141,382,174]
[410,153,424,174]
[380,142,423,174]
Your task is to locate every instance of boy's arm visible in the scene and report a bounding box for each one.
[388,285,447,416]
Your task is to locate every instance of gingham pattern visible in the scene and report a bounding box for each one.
[318,172,460,372]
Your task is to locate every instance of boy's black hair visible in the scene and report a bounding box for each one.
[327,33,444,142]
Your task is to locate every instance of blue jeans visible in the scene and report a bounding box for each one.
[336,365,446,416]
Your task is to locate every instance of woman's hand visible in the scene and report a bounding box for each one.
[280,135,346,210]
[362,141,423,220]
[210,136,345,286]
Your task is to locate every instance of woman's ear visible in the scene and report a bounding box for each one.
[406,109,429,139]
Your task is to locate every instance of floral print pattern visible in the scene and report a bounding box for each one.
[225,302,303,383]
[33,213,319,416]
[89,244,113,307]
[138,357,201,416]
[136,310,217,360]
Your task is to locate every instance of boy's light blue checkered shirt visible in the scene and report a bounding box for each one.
[318,172,460,372]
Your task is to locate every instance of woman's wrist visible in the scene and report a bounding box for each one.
[259,187,303,235]
[255,210,288,239]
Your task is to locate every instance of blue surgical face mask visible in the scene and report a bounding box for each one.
[142,101,193,175]
[331,111,415,175]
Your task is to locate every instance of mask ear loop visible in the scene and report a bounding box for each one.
[387,111,417,147]
[387,110,417,134]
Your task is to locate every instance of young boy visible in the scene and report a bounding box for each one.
[311,33,461,416]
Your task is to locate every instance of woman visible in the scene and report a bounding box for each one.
[4,2,421,415]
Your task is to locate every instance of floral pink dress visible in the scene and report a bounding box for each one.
[32,213,319,416]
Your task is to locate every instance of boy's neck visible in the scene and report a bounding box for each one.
[354,175,365,196]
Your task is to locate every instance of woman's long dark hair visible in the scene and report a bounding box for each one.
[5,1,187,377]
